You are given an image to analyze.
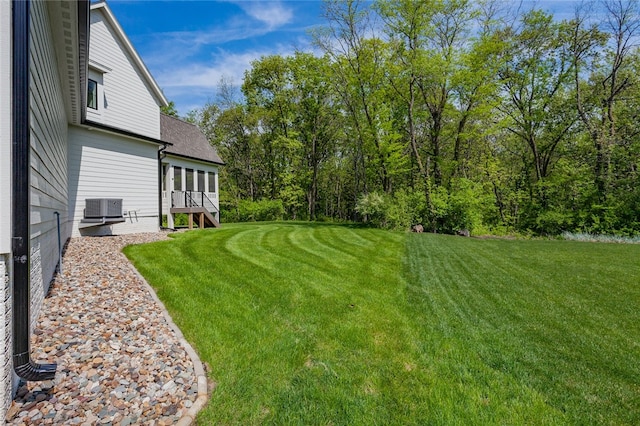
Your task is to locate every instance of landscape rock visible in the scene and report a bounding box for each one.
[6,233,199,425]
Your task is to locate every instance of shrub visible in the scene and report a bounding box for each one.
[220,199,285,223]
[429,179,489,235]
[535,210,574,235]
[220,200,239,223]
[562,232,640,244]
[355,192,387,227]
[238,199,285,222]
[384,189,426,230]
[355,190,426,231]
[163,213,194,228]
[173,213,190,227]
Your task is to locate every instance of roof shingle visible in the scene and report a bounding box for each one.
[160,113,224,165]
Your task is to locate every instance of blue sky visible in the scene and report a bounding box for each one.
[108,1,327,115]
[106,0,582,116]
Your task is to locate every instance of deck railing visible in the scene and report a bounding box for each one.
[172,191,219,218]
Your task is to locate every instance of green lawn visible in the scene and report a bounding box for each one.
[124,222,640,425]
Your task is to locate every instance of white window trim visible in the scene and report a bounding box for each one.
[87,67,106,118]
[89,59,112,73]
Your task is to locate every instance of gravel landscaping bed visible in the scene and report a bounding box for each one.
[6,233,204,425]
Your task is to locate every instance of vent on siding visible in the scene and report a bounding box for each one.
[84,198,123,218]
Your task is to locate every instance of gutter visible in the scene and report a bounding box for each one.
[11,0,56,381]
[164,151,225,167]
[82,119,171,147]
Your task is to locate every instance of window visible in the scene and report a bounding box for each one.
[197,170,205,192]
[186,168,194,191]
[174,167,182,191]
[87,79,98,109]
[208,172,216,193]
[87,67,105,114]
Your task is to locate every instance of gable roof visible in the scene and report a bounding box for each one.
[160,114,224,165]
[90,1,168,107]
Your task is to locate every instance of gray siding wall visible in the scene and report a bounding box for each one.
[0,0,11,255]
[1,3,73,418]
[28,1,71,328]
[68,126,160,237]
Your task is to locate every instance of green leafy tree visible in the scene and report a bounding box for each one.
[161,100,179,117]
[184,0,640,235]
[570,0,640,204]
[496,10,577,212]
[315,0,407,200]
[289,53,341,219]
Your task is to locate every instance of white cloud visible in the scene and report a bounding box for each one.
[232,1,293,30]
[158,51,261,89]
[133,2,296,73]
[136,22,272,69]
[129,1,302,115]
[150,15,273,48]
[156,45,296,114]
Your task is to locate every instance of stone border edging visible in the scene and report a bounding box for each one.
[126,261,209,425]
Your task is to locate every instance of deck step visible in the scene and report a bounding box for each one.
[170,207,220,229]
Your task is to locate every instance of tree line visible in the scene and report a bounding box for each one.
[186,0,640,236]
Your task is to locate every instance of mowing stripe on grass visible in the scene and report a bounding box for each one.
[404,233,640,425]
[124,223,640,425]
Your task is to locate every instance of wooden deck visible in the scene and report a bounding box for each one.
[170,207,220,229]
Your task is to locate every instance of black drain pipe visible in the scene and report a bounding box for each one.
[12,0,56,381]
[54,212,62,273]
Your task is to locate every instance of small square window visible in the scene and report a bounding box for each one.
[88,79,98,109]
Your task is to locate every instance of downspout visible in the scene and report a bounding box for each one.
[54,212,62,274]
[158,144,168,229]
[11,0,56,381]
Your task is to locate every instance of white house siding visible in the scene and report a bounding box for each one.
[68,126,160,237]
[29,0,71,329]
[87,10,161,139]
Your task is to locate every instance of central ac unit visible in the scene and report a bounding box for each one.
[84,198,123,218]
